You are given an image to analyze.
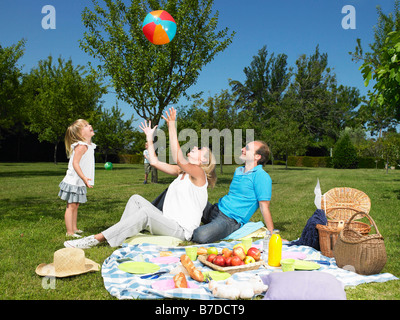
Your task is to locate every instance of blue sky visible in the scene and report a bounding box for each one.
[0,0,396,125]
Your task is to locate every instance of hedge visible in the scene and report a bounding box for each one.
[287,156,332,168]
[287,156,386,169]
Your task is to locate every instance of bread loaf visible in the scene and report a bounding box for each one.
[180,254,204,282]
[173,272,188,288]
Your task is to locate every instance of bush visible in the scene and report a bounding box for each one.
[119,154,143,164]
[358,157,385,169]
[332,134,358,169]
[287,156,331,167]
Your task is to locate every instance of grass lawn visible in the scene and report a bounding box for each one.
[0,162,399,300]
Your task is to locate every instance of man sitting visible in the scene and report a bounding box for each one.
[191,140,274,244]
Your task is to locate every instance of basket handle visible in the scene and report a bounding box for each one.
[326,206,368,211]
[345,211,381,236]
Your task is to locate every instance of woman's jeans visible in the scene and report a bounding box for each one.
[102,195,186,247]
[191,202,241,244]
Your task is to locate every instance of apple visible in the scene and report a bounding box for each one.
[225,256,232,266]
[230,256,242,266]
[207,254,217,263]
[232,246,246,260]
[244,256,256,264]
[222,248,232,258]
[246,247,261,261]
[233,243,247,254]
[207,247,218,255]
[213,255,226,267]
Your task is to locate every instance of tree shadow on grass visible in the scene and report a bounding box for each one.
[0,197,62,223]
[0,170,64,178]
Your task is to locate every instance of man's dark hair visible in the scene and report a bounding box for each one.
[255,140,270,166]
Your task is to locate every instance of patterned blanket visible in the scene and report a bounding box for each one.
[101,239,398,300]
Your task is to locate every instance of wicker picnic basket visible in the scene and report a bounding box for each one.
[316,187,372,257]
[198,255,265,275]
[334,212,386,275]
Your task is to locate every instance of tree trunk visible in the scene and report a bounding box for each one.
[54,143,58,165]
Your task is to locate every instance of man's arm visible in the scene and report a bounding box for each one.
[259,200,273,232]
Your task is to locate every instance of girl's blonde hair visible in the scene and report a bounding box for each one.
[199,147,217,188]
[64,119,89,158]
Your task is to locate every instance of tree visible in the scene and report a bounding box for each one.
[263,98,308,168]
[380,130,400,173]
[332,133,358,169]
[80,0,235,125]
[24,56,106,163]
[288,46,337,143]
[229,45,291,134]
[94,104,135,161]
[360,31,400,121]
[350,1,400,125]
[0,39,26,141]
[203,89,237,173]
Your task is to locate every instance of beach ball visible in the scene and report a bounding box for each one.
[104,162,113,170]
[142,10,176,45]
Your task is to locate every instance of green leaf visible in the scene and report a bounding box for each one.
[364,69,372,87]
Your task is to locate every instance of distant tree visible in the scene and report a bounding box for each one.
[94,104,135,162]
[380,130,400,173]
[0,39,26,141]
[24,56,106,163]
[263,98,308,168]
[229,45,291,136]
[203,89,237,172]
[332,133,358,169]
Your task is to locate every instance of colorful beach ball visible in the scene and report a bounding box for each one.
[142,10,176,45]
[104,162,113,170]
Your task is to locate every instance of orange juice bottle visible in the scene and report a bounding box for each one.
[268,230,282,267]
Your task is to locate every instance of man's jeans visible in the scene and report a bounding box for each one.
[191,202,241,244]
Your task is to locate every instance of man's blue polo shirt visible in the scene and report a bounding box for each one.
[217,165,272,225]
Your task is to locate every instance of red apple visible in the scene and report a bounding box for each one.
[213,255,226,267]
[230,256,242,266]
[232,246,246,260]
[225,256,232,266]
[207,254,217,263]
[246,247,261,261]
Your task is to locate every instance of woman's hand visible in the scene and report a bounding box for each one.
[162,107,177,126]
[139,120,158,140]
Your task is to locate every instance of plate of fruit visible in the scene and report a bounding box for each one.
[198,244,265,274]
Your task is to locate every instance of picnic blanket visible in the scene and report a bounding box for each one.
[101,239,398,300]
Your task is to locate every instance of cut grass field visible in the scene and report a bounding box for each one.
[0,162,399,300]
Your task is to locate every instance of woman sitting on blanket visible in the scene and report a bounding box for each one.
[64,107,217,249]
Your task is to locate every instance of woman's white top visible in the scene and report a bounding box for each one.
[162,172,208,240]
[62,141,96,187]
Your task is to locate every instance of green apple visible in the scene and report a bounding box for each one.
[207,247,218,255]
[244,256,256,264]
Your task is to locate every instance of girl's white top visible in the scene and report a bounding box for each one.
[162,172,208,240]
[62,141,96,187]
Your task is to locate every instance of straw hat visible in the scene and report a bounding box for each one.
[36,248,100,278]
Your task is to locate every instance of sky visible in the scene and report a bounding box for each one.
[0,0,397,127]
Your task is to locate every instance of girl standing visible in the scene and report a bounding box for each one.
[64,108,217,249]
[58,119,96,238]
